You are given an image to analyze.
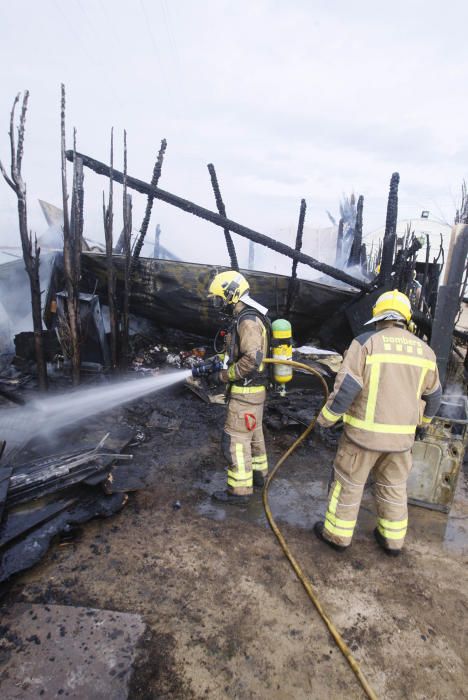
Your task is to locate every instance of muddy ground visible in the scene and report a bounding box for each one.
[1,378,467,699]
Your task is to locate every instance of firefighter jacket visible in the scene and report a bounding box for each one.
[317,323,442,451]
[221,303,269,395]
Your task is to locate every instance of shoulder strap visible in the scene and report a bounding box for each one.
[236,307,271,331]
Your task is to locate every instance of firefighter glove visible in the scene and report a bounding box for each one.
[415,426,428,441]
[212,369,229,384]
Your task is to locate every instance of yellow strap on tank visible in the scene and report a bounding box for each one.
[273,329,292,339]
[259,324,266,371]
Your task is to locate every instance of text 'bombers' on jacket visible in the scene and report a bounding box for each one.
[317,326,442,452]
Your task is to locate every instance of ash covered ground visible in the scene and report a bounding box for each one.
[1,363,467,699]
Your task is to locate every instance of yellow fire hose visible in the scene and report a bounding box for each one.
[262,358,378,700]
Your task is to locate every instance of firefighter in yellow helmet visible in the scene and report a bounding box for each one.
[315,290,442,555]
[207,270,270,504]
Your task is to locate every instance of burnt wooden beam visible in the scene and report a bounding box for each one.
[207,163,239,271]
[67,150,371,291]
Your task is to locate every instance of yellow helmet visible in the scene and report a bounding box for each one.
[367,289,412,325]
[208,270,249,309]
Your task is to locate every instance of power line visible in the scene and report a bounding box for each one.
[139,0,172,100]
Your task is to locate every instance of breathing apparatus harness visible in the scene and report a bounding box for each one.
[225,306,272,389]
[219,304,294,394]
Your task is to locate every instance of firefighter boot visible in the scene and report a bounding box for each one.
[253,471,267,489]
[313,522,348,553]
[373,527,401,557]
[212,490,250,505]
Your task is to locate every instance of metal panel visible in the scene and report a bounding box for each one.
[409,396,468,512]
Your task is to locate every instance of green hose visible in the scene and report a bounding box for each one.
[263,358,378,700]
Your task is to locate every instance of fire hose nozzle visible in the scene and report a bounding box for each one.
[191,356,223,378]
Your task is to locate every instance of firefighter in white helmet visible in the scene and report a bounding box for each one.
[207,270,270,504]
[315,289,442,555]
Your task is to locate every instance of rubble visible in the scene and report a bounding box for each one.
[0,433,133,585]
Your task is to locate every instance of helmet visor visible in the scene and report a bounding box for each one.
[364,310,407,325]
[211,295,224,310]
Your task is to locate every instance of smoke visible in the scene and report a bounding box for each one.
[439,384,467,421]
[0,298,14,371]
[0,252,56,347]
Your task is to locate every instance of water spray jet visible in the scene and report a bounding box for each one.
[0,369,192,460]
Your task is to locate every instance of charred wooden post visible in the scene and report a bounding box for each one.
[67,150,371,291]
[60,86,82,386]
[335,218,344,266]
[0,92,48,390]
[419,234,430,312]
[393,237,422,295]
[71,129,84,298]
[380,173,400,285]
[348,195,363,267]
[360,243,367,276]
[286,198,306,315]
[70,146,84,364]
[207,163,239,271]
[121,131,132,370]
[103,129,118,370]
[132,138,167,267]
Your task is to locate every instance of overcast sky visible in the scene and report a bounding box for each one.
[1,0,467,272]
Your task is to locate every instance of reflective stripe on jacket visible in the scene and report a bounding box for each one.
[318,323,442,451]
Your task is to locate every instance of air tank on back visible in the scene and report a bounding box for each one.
[271,319,293,392]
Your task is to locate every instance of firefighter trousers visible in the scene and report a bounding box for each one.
[323,432,412,550]
[222,388,268,495]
